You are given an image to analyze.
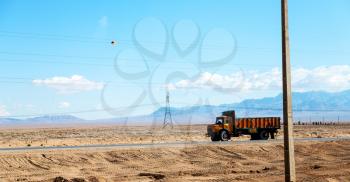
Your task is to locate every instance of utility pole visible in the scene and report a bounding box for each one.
[281,0,296,181]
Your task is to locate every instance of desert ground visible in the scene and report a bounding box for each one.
[0,125,349,181]
[0,124,349,148]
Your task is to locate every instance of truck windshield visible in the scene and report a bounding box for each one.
[216,117,224,124]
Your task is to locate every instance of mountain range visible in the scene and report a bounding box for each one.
[149,90,350,124]
[1,90,350,127]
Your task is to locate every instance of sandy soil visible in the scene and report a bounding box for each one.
[0,125,349,181]
[0,140,349,182]
[0,124,349,148]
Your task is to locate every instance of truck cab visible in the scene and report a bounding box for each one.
[207,111,236,141]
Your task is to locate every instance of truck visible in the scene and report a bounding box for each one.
[207,110,281,141]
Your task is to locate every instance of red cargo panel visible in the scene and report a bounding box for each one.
[235,117,280,129]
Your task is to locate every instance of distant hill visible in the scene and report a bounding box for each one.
[236,90,350,111]
[27,115,84,123]
[149,90,350,124]
[1,90,350,127]
[0,115,84,127]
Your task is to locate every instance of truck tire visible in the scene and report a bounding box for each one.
[211,135,220,141]
[250,133,259,140]
[259,130,269,140]
[220,130,230,141]
[270,131,275,139]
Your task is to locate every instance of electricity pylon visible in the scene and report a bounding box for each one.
[163,90,173,128]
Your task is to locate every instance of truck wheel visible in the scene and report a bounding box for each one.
[250,133,259,140]
[220,130,230,141]
[259,130,269,140]
[211,135,220,141]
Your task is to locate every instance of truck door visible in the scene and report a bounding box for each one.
[224,117,233,133]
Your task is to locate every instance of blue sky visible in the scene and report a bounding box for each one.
[0,0,349,119]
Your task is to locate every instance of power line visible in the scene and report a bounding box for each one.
[231,106,350,112]
[0,102,194,119]
[1,30,349,54]
[0,31,235,50]
[0,30,111,41]
[0,33,108,44]
[0,58,200,68]
[0,100,199,119]
[2,104,349,119]
[0,104,156,118]
[1,76,349,93]
[0,30,244,49]
[0,51,112,60]
[0,50,280,65]
[0,82,167,88]
[0,58,279,69]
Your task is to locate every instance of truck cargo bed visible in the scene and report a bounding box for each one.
[235,117,281,129]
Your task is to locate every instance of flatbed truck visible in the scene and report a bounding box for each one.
[207,110,281,141]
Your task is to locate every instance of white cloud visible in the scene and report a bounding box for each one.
[292,65,350,92]
[168,68,281,93]
[99,16,108,28]
[33,75,104,94]
[0,105,10,117]
[168,65,350,93]
[58,101,71,109]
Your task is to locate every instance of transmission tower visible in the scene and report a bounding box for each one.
[163,90,173,128]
